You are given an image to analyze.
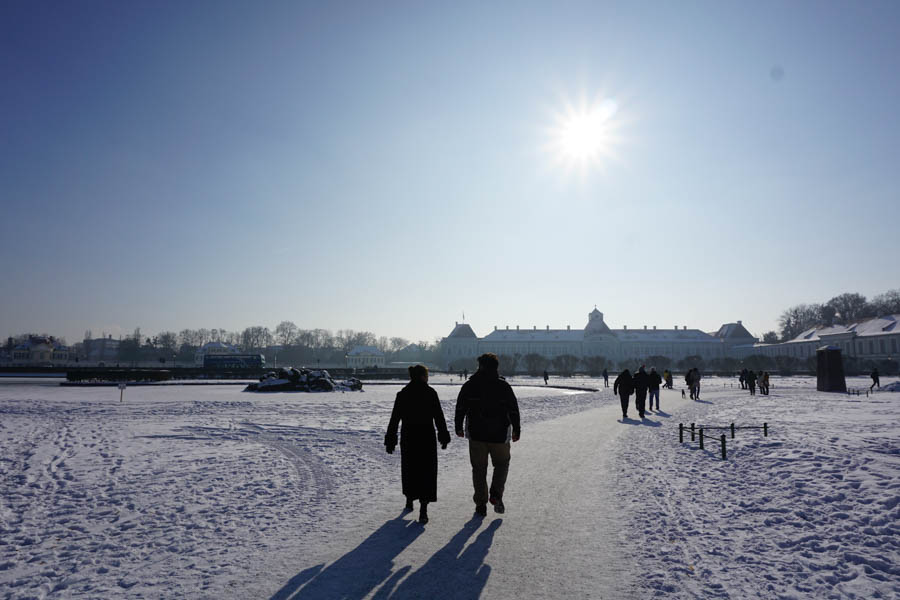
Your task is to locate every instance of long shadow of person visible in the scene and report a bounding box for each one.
[376,517,502,599]
[270,514,424,600]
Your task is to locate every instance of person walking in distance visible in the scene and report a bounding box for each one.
[648,367,662,411]
[543,369,549,385]
[691,368,702,401]
[455,353,521,517]
[602,368,609,388]
[870,367,880,391]
[613,368,634,419]
[633,365,650,418]
[746,369,757,395]
[685,369,695,400]
[385,365,451,524]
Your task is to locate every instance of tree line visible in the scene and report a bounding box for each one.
[771,289,900,342]
[93,322,441,366]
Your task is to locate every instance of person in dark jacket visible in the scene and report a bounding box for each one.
[870,368,880,391]
[613,369,634,419]
[648,367,663,411]
[385,364,451,524]
[543,370,549,385]
[602,368,609,387]
[632,365,650,418]
[746,369,757,395]
[455,353,520,517]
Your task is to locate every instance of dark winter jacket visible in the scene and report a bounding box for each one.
[633,369,651,393]
[613,371,634,396]
[385,380,451,502]
[454,370,521,443]
[649,371,662,390]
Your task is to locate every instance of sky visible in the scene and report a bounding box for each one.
[2,0,899,345]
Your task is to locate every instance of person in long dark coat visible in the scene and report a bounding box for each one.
[385,364,451,524]
[613,369,634,419]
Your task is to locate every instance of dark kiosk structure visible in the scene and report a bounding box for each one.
[816,345,847,393]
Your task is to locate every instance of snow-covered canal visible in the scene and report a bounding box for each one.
[0,376,897,599]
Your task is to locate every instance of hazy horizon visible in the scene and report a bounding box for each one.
[3,1,899,346]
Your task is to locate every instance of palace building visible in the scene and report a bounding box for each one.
[441,308,757,368]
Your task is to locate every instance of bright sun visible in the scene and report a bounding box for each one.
[546,97,621,172]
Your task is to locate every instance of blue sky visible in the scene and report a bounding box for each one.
[2,0,899,344]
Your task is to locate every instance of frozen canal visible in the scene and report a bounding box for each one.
[0,375,897,599]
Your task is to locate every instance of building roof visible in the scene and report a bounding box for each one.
[483,329,584,342]
[714,322,756,340]
[447,323,478,339]
[614,328,718,343]
[782,314,900,344]
[347,345,384,356]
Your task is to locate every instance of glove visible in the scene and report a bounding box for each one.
[384,432,397,454]
[438,430,451,447]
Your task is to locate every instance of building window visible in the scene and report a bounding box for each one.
[893,338,898,353]
[879,339,885,354]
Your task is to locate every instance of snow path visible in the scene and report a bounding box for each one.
[267,390,670,600]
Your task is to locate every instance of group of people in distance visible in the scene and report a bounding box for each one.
[384,353,520,524]
[612,365,664,419]
[739,368,770,395]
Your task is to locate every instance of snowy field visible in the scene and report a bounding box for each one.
[0,376,897,599]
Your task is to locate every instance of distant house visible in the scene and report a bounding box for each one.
[346,346,385,369]
[11,336,71,366]
[83,335,120,364]
[195,341,240,366]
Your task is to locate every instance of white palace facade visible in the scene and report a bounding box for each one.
[442,308,758,367]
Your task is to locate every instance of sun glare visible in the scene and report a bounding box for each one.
[546,96,622,173]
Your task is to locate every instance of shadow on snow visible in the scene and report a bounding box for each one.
[619,417,662,427]
[271,514,501,600]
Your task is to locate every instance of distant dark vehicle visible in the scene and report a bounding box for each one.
[203,354,265,369]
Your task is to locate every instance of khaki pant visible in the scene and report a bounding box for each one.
[468,440,511,506]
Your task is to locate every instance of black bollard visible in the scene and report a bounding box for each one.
[763,422,768,437]
[731,422,735,439]
[721,434,727,460]
[699,428,704,450]
[679,423,684,443]
[691,423,695,441]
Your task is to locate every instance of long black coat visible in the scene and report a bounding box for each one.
[385,381,451,502]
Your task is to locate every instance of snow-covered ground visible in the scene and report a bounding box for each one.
[0,376,897,599]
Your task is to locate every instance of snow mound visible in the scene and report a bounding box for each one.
[882,381,900,392]
[245,367,363,392]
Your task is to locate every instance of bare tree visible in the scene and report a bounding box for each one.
[778,304,822,341]
[157,331,178,353]
[390,337,410,352]
[275,321,298,346]
[826,293,871,324]
[870,289,900,316]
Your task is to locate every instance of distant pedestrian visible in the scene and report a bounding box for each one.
[613,369,634,419]
[648,367,662,411]
[464,369,468,380]
[870,368,880,391]
[543,370,549,385]
[685,369,695,400]
[603,368,609,387]
[665,370,673,389]
[761,371,770,395]
[739,369,747,390]
[385,365,451,524]
[455,353,521,517]
[633,365,650,418]
[691,368,702,400]
[746,369,757,395]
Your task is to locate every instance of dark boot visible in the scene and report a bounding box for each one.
[418,502,429,524]
[404,497,413,512]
